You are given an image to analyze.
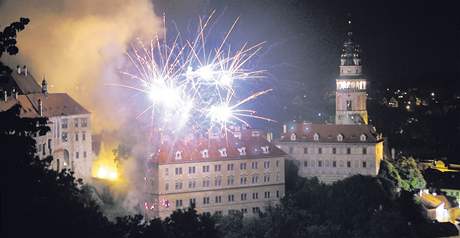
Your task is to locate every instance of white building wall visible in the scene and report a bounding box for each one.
[277,142,382,184]
[150,156,286,218]
[35,113,93,181]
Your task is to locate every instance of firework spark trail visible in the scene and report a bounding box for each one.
[114,13,275,137]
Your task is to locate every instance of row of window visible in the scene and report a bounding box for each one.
[175,146,272,160]
[166,173,280,191]
[289,133,367,142]
[61,131,87,143]
[175,191,280,208]
[169,160,279,176]
[37,139,52,156]
[303,160,368,168]
[75,151,88,159]
[61,118,88,129]
[289,147,367,155]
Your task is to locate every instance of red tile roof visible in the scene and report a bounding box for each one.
[0,93,89,118]
[280,123,382,143]
[153,129,286,165]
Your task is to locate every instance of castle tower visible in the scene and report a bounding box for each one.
[335,17,368,125]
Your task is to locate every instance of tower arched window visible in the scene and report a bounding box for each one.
[313,133,320,141]
[290,133,296,141]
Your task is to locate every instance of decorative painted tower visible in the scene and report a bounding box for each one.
[335,17,368,125]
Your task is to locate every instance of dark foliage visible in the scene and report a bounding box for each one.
[0,17,29,58]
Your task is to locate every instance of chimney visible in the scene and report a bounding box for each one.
[16,65,21,74]
[12,88,17,100]
[38,99,43,116]
[23,65,28,76]
[3,91,7,102]
[41,77,48,95]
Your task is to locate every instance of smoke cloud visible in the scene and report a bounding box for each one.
[0,0,163,131]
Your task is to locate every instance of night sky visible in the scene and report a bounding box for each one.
[152,0,460,126]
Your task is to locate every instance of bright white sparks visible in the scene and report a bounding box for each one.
[119,11,274,134]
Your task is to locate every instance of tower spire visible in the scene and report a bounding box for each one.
[335,15,368,125]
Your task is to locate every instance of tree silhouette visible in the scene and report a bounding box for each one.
[0,17,29,58]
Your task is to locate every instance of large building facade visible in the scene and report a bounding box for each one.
[276,19,384,184]
[277,123,383,184]
[0,67,93,181]
[145,129,286,218]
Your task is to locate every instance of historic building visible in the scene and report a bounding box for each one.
[0,66,93,181]
[145,128,286,218]
[276,19,384,184]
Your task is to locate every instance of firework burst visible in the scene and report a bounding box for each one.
[118,11,274,137]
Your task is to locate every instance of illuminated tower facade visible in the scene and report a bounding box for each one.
[335,19,368,125]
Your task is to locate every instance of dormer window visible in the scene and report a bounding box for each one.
[290,133,296,141]
[218,148,227,157]
[201,149,209,159]
[175,151,182,160]
[237,147,246,156]
[360,134,367,142]
[261,146,270,154]
[337,134,344,142]
[313,133,320,141]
